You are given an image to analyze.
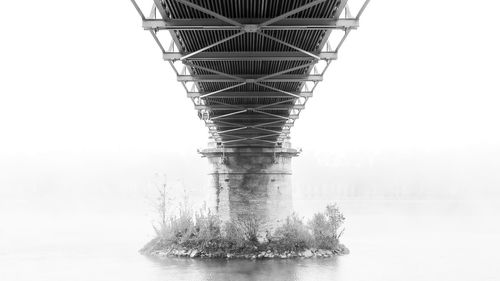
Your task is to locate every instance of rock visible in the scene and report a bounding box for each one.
[190,250,200,258]
[258,252,265,258]
[338,244,350,255]
[257,236,267,244]
[324,250,333,256]
[265,253,275,258]
[280,254,287,259]
[302,249,313,258]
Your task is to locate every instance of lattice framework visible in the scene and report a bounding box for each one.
[131,0,369,147]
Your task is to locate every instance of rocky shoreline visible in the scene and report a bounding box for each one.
[145,245,349,260]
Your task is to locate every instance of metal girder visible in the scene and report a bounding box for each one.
[214,124,290,129]
[198,82,247,98]
[142,18,359,30]
[254,83,305,99]
[173,0,243,27]
[163,51,337,61]
[178,74,322,83]
[258,0,328,27]
[222,134,281,141]
[212,127,247,134]
[209,113,299,120]
[195,105,305,110]
[213,132,290,139]
[183,61,316,83]
[217,131,285,137]
[221,138,280,145]
[209,109,247,120]
[257,32,320,60]
[187,91,313,98]
[181,31,245,60]
[130,0,370,148]
[211,120,290,128]
[210,125,289,134]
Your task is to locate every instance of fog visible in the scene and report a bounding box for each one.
[1,0,499,203]
[1,0,500,280]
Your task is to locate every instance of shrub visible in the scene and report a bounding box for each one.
[163,207,195,244]
[194,210,222,241]
[325,204,345,234]
[272,213,313,251]
[222,219,248,248]
[190,209,223,250]
[235,216,260,243]
[308,204,345,249]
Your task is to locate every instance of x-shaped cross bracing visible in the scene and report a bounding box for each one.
[131,0,370,146]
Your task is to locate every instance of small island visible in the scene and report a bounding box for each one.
[141,195,349,259]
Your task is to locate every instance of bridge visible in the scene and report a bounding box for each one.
[130,0,369,230]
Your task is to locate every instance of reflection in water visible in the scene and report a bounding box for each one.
[1,200,499,281]
[146,256,339,281]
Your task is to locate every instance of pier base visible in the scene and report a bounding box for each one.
[201,147,299,232]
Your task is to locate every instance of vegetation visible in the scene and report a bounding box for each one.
[308,204,345,249]
[141,184,348,258]
[271,213,312,252]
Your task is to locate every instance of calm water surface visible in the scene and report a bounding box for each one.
[1,199,499,281]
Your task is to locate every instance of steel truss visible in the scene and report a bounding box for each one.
[131,0,369,147]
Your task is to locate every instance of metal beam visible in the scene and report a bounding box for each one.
[178,74,322,83]
[181,31,245,60]
[212,120,290,128]
[210,109,247,120]
[253,110,295,121]
[172,0,243,27]
[163,51,337,61]
[211,126,290,135]
[130,0,145,20]
[209,114,299,120]
[130,0,370,149]
[257,61,317,82]
[221,138,280,145]
[142,18,359,30]
[254,82,304,99]
[214,124,289,128]
[216,131,287,137]
[257,32,320,60]
[152,0,169,20]
[356,0,371,20]
[198,82,247,98]
[187,91,313,98]
[258,0,327,27]
[195,105,305,110]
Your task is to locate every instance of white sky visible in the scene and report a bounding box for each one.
[0,0,499,197]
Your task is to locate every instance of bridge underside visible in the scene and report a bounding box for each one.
[131,0,368,229]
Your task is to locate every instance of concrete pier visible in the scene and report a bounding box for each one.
[201,147,299,232]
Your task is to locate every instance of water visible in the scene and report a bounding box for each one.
[1,199,499,281]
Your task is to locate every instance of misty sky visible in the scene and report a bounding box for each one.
[1,0,499,200]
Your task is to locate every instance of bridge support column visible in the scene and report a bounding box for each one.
[201,147,299,233]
